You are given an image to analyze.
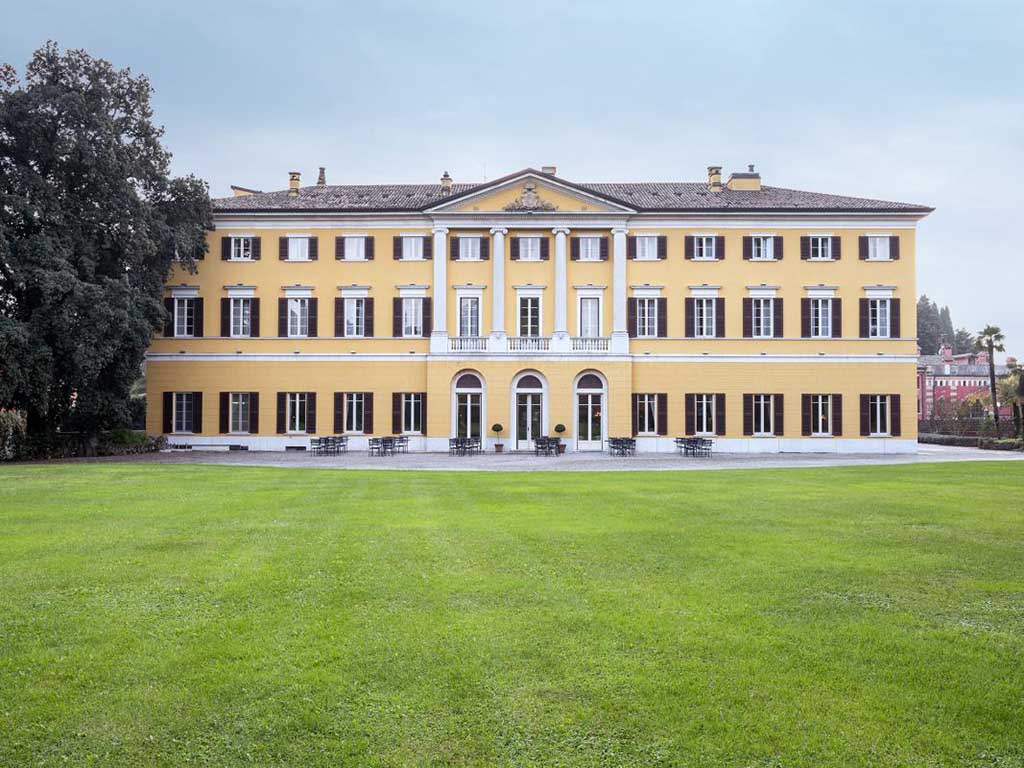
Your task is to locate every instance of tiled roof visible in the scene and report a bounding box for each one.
[919,356,1008,376]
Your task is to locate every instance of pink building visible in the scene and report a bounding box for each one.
[917,343,1014,419]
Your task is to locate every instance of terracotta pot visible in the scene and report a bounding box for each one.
[494,443,504,454]
[558,444,567,454]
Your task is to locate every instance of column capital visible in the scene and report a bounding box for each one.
[611,226,629,235]
[551,226,571,235]
[432,225,449,235]
[489,226,508,236]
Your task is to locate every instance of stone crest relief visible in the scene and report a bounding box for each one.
[502,182,558,212]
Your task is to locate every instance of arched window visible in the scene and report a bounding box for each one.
[453,371,484,439]
[577,373,603,390]
[516,374,543,390]
[456,373,482,389]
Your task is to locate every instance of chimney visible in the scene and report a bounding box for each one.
[317,167,326,186]
[726,164,762,192]
[440,171,453,195]
[288,171,301,197]
[707,165,723,192]
[541,165,557,176]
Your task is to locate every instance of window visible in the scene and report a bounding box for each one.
[579,236,601,261]
[694,297,716,338]
[693,236,716,260]
[636,298,658,338]
[230,237,253,261]
[751,298,774,338]
[636,235,659,260]
[287,298,309,337]
[458,237,481,261]
[579,296,600,337]
[174,298,195,337]
[230,393,251,433]
[869,298,890,338]
[635,394,658,435]
[402,393,423,434]
[402,236,424,260]
[519,237,541,261]
[867,236,891,261]
[810,298,832,338]
[401,297,423,337]
[230,298,251,337]
[752,394,774,436]
[810,394,832,436]
[519,296,541,337]
[344,392,364,433]
[459,297,480,337]
[287,392,308,433]
[287,237,310,261]
[344,298,366,337]
[868,394,890,435]
[343,236,365,261]
[751,236,774,261]
[695,394,716,435]
[173,392,194,433]
[809,236,832,260]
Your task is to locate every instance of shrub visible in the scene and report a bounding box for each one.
[977,438,1024,451]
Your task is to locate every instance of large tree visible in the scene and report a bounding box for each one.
[975,325,1005,434]
[0,43,211,445]
[916,295,942,354]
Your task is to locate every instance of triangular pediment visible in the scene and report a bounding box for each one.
[426,169,635,214]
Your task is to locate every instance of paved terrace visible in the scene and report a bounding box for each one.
[47,444,1024,472]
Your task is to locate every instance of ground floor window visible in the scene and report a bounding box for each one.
[174,392,194,433]
[752,394,774,436]
[345,392,365,433]
[695,393,716,435]
[869,394,890,436]
[456,392,481,439]
[230,393,251,433]
[810,394,832,436]
[635,393,658,435]
[402,393,424,434]
[288,392,308,433]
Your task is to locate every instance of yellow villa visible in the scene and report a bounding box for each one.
[145,165,932,453]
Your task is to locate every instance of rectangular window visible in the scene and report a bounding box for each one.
[344,298,365,337]
[636,297,658,338]
[694,297,716,338]
[810,298,832,338]
[579,236,601,261]
[519,296,541,336]
[287,237,310,261]
[173,392,194,433]
[753,394,774,436]
[287,297,309,337]
[635,394,658,435]
[579,296,600,337]
[287,392,307,433]
[174,298,195,337]
[230,297,251,337]
[344,392,364,433]
[230,237,253,261]
[751,298,774,338]
[344,236,366,261]
[230,392,251,433]
[869,394,890,435]
[401,297,423,337]
[401,236,424,260]
[869,298,890,338]
[402,393,423,434]
[458,237,481,261]
[459,296,480,337]
[810,394,832,436]
[809,236,832,260]
[751,236,774,261]
[519,237,541,261]
[635,235,659,260]
[695,393,716,435]
[867,236,891,261]
[694,236,716,260]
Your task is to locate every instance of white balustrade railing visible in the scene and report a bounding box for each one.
[508,336,551,352]
[448,336,488,353]
[571,336,610,352]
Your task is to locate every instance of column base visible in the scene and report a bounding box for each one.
[550,332,571,353]
[488,332,507,353]
[609,331,630,354]
[429,332,449,355]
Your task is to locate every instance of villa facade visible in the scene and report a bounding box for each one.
[145,165,932,453]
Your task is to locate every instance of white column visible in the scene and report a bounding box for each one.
[551,226,571,352]
[488,227,507,352]
[610,226,629,354]
[430,226,449,354]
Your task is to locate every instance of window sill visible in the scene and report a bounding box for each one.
[229,431,251,436]
[286,431,308,436]
[229,258,253,262]
[342,257,368,262]
[810,433,833,438]
[288,335,310,339]
[692,257,718,262]
[808,258,835,262]
[285,258,311,263]
[400,257,425,262]
[866,258,894,263]
[577,258,602,263]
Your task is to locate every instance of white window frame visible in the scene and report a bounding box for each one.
[810,298,832,338]
[344,297,366,338]
[343,236,366,261]
[230,236,253,261]
[287,392,308,433]
[287,236,310,262]
[810,394,832,436]
[344,392,365,434]
[635,235,659,261]
[173,392,194,433]
[401,236,424,261]
[752,394,774,437]
[636,393,658,436]
[519,236,542,262]
[694,297,716,338]
[867,236,891,261]
[578,294,602,338]
[230,297,251,338]
[518,293,542,337]
[459,295,481,337]
[636,297,658,338]
[174,297,195,338]
[229,392,251,434]
[869,298,891,339]
[869,394,890,436]
[578,236,601,262]
[751,297,774,338]
[695,393,716,436]
[693,236,717,261]
[458,236,481,261]
[402,392,423,434]
[751,236,775,261]
[287,297,309,338]
[401,297,423,338]
[808,236,832,261]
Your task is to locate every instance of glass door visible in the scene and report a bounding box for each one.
[577,393,603,451]
[456,393,481,438]
[516,393,541,450]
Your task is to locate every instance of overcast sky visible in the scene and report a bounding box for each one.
[3,0,1021,358]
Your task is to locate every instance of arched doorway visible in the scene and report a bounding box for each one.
[511,371,547,451]
[452,371,484,439]
[575,371,606,451]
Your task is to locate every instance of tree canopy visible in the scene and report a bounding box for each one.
[917,295,974,355]
[0,43,211,440]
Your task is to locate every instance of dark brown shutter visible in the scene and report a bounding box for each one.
[277,393,287,434]
[774,236,784,260]
[742,236,752,260]
[162,392,173,433]
[801,394,812,436]
[423,235,433,260]
[684,298,695,338]
[832,236,841,260]
[393,236,402,260]
[657,235,668,260]
[365,237,375,260]
[715,236,725,260]
[631,394,639,437]
[831,298,841,338]
[599,236,609,260]
[392,392,402,434]
[773,394,784,436]
[890,236,900,260]
[801,298,811,338]
[364,298,374,337]
[278,298,288,337]
[306,393,317,434]
[656,298,667,338]
[509,237,520,260]
[715,393,726,436]
[480,237,490,260]
[450,237,459,260]
[890,299,901,338]
[742,298,753,338]
[252,237,261,260]
[221,236,230,260]
[334,393,344,433]
[188,392,202,433]
[250,298,260,337]
[337,236,346,260]
[684,236,694,260]
[832,394,842,436]
[308,237,318,261]
[800,236,810,260]
[743,394,753,436]
[193,299,204,338]
[163,297,174,336]
[685,394,695,435]
[858,236,868,260]
[626,236,636,259]
[859,299,869,338]
[221,298,230,337]
[714,298,725,338]
[627,298,638,338]
[890,395,902,436]
[393,297,402,337]
[773,298,784,338]
[363,393,374,434]
[249,393,259,434]
[540,238,550,260]
[419,393,427,435]
[859,394,870,436]
[307,298,318,338]
[657,393,668,435]
[570,238,580,261]
[334,297,344,337]
[422,298,433,336]
[279,237,288,260]
[219,392,229,434]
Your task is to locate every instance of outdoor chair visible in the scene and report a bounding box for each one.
[368,437,382,456]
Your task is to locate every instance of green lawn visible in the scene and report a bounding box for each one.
[1,463,1022,767]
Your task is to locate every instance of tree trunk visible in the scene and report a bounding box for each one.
[988,341,1000,436]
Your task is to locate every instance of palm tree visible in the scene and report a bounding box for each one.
[975,325,1005,434]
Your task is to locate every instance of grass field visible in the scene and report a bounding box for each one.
[1,462,1022,767]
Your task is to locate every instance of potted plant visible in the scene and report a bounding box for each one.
[553,423,567,454]
[492,423,504,453]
